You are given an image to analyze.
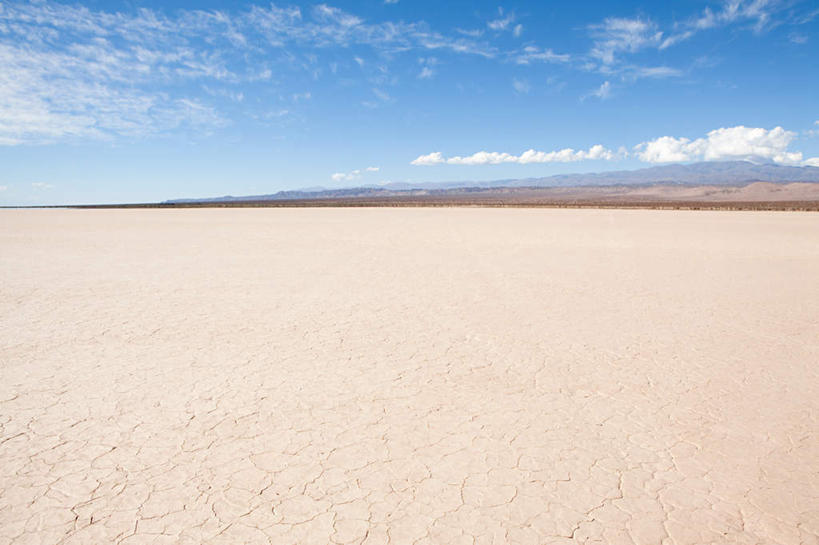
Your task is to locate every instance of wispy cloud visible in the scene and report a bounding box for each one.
[417,57,438,79]
[512,78,531,94]
[589,17,662,66]
[662,0,815,49]
[585,1,809,81]
[488,8,516,32]
[361,88,393,108]
[631,66,682,78]
[1,0,807,149]
[0,1,497,145]
[455,28,484,38]
[583,80,612,100]
[514,46,570,65]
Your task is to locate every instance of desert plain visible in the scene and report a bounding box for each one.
[1,207,818,545]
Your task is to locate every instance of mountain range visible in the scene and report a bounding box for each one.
[165,161,819,203]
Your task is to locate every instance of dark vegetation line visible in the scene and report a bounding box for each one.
[5,199,818,211]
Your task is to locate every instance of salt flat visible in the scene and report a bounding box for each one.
[1,208,817,545]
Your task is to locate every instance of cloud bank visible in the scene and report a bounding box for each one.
[412,125,819,167]
[411,145,618,166]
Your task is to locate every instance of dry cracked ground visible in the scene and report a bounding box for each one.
[1,208,818,545]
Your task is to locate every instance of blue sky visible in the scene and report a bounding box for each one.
[1,0,818,204]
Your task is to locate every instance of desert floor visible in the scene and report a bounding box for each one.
[1,208,817,545]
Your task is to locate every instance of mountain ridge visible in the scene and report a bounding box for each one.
[165,161,819,203]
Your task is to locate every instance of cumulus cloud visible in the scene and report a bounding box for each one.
[635,126,808,164]
[331,166,379,181]
[412,124,819,168]
[411,145,618,166]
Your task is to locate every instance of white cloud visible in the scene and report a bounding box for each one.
[0,1,499,145]
[659,31,695,49]
[512,78,531,94]
[412,124,819,168]
[661,0,791,48]
[589,17,662,65]
[411,152,446,166]
[411,145,618,166]
[513,24,523,37]
[417,57,437,79]
[31,182,55,189]
[331,173,351,181]
[633,66,682,78]
[0,185,7,191]
[331,167,379,181]
[372,88,391,102]
[514,46,570,65]
[692,0,775,32]
[583,81,611,100]
[0,3,233,145]
[588,1,798,76]
[488,9,515,31]
[313,5,363,28]
[455,28,484,38]
[634,136,703,163]
[635,126,806,164]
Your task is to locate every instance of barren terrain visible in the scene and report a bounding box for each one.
[1,208,818,545]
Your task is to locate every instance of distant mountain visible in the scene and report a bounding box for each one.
[164,161,819,203]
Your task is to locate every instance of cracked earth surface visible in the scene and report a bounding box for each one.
[1,208,818,545]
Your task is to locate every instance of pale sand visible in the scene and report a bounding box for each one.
[1,208,818,545]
